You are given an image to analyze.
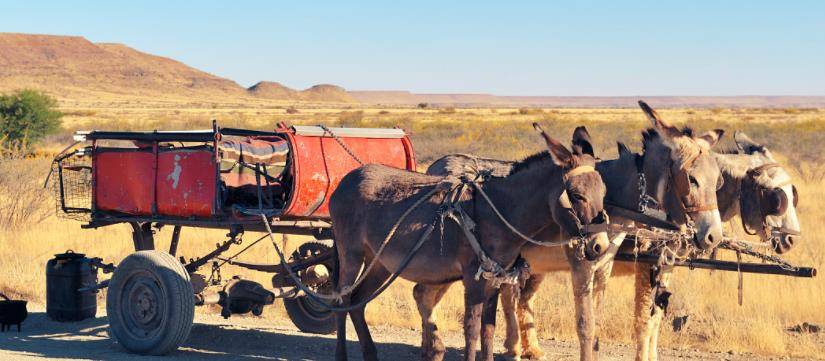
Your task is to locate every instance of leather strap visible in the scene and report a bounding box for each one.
[604,202,681,231]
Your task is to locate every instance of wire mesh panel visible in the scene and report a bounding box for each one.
[49,151,92,221]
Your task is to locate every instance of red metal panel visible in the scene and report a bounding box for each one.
[94,148,216,217]
[95,150,154,215]
[282,134,416,219]
[156,149,216,217]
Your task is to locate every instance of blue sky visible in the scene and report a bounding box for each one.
[2,1,824,95]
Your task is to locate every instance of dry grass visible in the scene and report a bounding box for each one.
[1,105,824,358]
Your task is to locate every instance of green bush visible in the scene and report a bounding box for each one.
[0,89,62,147]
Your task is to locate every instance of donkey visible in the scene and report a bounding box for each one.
[427,101,726,361]
[486,132,801,360]
[714,131,801,254]
[329,126,610,361]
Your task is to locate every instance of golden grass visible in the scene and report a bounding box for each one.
[2,105,824,358]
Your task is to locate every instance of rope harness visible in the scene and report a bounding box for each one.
[257,164,604,311]
[738,163,800,246]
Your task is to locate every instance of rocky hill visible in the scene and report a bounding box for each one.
[248,82,355,103]
[0,33,354,103]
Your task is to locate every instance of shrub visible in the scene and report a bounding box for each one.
[417,102,429,109]
[0,156,52,230]
[0,89,62,147]
[285,106,299,114]
[338,111,365,126]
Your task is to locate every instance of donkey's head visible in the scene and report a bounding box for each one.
[638,101,725,250]
[734,131,801,254]
[534,123,609,260]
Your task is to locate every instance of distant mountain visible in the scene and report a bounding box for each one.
[349,91,825,108]
[0,33,353,103]
[248,82,356,103]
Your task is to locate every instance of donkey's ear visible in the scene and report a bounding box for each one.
[638,100,682,139]
[734,131,764,154]
[698,129,725,148]
[617,141,632,157]
[534,122,573,167]
[571,126,594,157]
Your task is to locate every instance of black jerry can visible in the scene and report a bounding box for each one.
[46,251,98,322]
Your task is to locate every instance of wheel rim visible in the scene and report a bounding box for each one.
[292,244,334,321]
[119,270,166,340]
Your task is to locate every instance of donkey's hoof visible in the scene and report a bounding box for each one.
[522,346,546,360]
[497,352,521,361]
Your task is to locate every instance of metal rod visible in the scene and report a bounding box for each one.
[614,252,817,278]
[169,225,182,256]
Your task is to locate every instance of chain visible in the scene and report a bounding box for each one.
[720,239,797,271]
[319,124,364,165]
[638,172,649,212]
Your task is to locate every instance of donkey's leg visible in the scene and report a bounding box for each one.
[590,260,615,357]
[480,285,500,361]
[632,263,656,361]
[568,257,597,361]
[518,273,547,360]
[334,243,366,361]
[647,270,673,361]
[462,276,486,361]
[414,282,453,361]
[348,258,392,361]
[500,282,522,361]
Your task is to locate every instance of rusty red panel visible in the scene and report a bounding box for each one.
[156,149,216,217]
[94,148,216,217]
[95,150,154,215]
[282,134,416,219]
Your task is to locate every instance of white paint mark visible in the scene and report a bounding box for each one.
[167,154,182,189]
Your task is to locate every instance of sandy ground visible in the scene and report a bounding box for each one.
[0,308,817,361]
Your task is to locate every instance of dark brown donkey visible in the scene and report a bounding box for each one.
[328,126,609,361]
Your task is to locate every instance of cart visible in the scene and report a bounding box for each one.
[48,122,416,355]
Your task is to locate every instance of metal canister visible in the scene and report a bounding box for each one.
[46,251,98,322]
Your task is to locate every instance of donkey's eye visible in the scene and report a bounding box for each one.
[572,193,586,202]
[689,176,700,188]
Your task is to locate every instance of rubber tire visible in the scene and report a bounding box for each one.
[283,241,336,334]
[107,250,195,355]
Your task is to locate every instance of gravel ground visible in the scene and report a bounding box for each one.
[0,309,819,361]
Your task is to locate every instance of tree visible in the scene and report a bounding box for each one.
[0,89,63,147]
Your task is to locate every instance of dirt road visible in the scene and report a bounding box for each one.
[0,309,814,360]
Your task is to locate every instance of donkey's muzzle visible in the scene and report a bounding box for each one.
[772,232,800,254]
[583,231,610,261]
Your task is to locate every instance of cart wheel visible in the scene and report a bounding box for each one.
[107,250,194,355]
[283,240,336,334]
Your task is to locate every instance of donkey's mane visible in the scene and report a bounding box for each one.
[715,146,741,155]
[508,150,551,175]
[641,127,694,151]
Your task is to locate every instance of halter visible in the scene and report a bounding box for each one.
[739,163,800,243]
[668,147,719,214]
[557,164,610,238]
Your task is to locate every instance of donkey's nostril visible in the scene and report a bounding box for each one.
[786,235,796,245]
[592,244,602,254]
[707,233,715,244]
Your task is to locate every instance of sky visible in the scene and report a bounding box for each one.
[2,1,824,96]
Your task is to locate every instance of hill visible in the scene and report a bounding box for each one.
[248,82,355,103]
[0,33,353,103]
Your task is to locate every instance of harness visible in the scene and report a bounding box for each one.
[444,164,608,287]
[604,150,714,315]
[739,163,800,242]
